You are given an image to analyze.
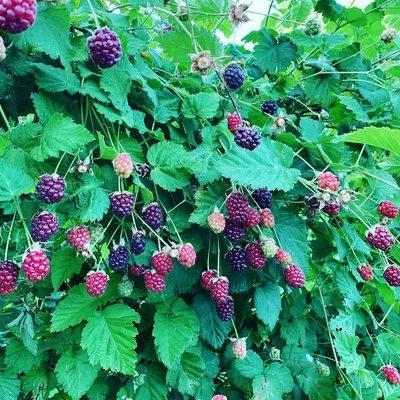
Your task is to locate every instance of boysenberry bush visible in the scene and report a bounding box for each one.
[0,1,400,399]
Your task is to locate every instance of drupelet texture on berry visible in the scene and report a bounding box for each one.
[30,211,59,242]
[246,242,265,269]
[381,28,398,43]
[232,338,247,359]
[130,235,146,255]
[323,202,340,216]
[130,264,148,276]
[261,100,278,115]
[260,208,275,228]
[234,125,261,151]
[224,219,246,242]
[261,237,278,258]
[275,248,292,265]
[144,270,166,292]
[141,202,164,231]
[383,265,400,287]
[366,225,395,251]
[36,174,65,204]
[227,192,250,225]
[305,18,322,36]
[67,226,90,250]
[151,252,173,276]
[245,208,261,228]
[216,296,234,321]
[223,63,245,89]
[89,224,104,244]
[305,196,320,215]
[378,200,399,219]
[21,249,50,282]
[0,0,37,33]
[86,271,109,297]
[87,27,122,68]
[201,269,217,290]
[227,113,243,133]
[118,276,133,297]
[210,276,229,303]
[0,261,19,295]
[252,187,273,209]
[112,153,133,178]
[178,243,197,268]
[357,264,374,281]
[318,172,340,191]
[381,365,400,384]
[109,191,134,217]
[208,211,226,234]
[284,264,305,288]
[226,247,248,272]
[109,244,130,272]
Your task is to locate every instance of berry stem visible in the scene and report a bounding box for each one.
[54,152,67,174]
[158,199,183,244]
[87,0,101,29]
[132,210,170,247]
[231,319,240,339]
[13,199,34,247]
[4,212,16,261]
[216,235,220,276]
[214,69,242,119]
[0,104,12,131]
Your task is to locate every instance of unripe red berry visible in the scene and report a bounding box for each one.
[382,365,400,384]
[85,271,109,297]
[178,243,197,268]
[210,276,229,303]
[21,249,50,282]
[201,269,217,291]
[318,172,340,191]
[378,200,399,219]
[112,153,133,178]
[284,264,305,288]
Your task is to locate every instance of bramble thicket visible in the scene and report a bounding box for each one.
[0,0,400,399]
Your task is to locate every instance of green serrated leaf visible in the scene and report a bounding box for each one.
[51,248,84,291]
[0,374,20,400]
[254,282,281,330]
[234,350,264,379]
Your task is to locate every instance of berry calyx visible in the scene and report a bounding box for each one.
[178,243,197,268]
[36,174,65,204]
[234,125,261,151]
[318,172,340,191]
[210,276,229,303]
[87,27,122,68]
[85,271,109,297]
[381,365,400,384]
[0,261,19,295]
[357,264,374,281]
[201,269,217,290]
[223,63,245,90]
[208,211,226,234]
[261,100,278,115]
[378,200,399,219]
[366,225,395,251]
[224,219,246,242]
[252,187,272,209]
[383,265,400,287]
[112,153,133,178]
[245,242,265,269]
[232,338,247,359]
[283,264,305,288]
[67,226,90,251]
[244,208,261,228]
[109,244,130,273]
[141,202,164,231]
[30,211,59,242]
[109,191,134,217]
[144,270,166,292]
[260,208,275,228]
[215,296,234,321]
[226,247,247,272]
[21,248,50,282]
[226,192,250,226]
[227,113,243,133]
[275,248,292,265]
[0,0,37,33]
[151,252,173,276]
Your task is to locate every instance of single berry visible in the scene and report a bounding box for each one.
[226,192,250,225]
[89,224,104,244]
[261,237,278,258]
[109,191,134,217]
[232,338,247,359]
[378,200,399,219]
[210,276,229,303]
[234,125,261,151]
[223,63,245,90]
[130,264,148,276]
[67,226,90,250]
[381,28,398,43]
[112,153,133,178]
[130,235,146,255]
[261,100,278,115]
[305,17,322,36]
[0,0,37,33]
[269,347,281,361]
[86,271,109,297]
[201,269,217,290]
[284,264,305,288]
[0,35,6,61]
[216,296,234,321]
[141,202,163,231]
[30,211,59,242]
[366,225,395,251]
[227,113,243,133]
[323,202,340,216]
[318,172,340,191]
[275,248,292,265]
[178,243,197,268]
[383,265,400,287]
[245,208,261,228]
[144,270,166,292]
[151,252,173,276]
[36,174,65,204]
[21,249,50,282]
[224,219,246,242]
[317,361,330,377]
[305,196,320,215]
[0,261,18,295]
[252,187,272,209]
[87,27,122,68]
[212,396,227,400]
[382,365,400,384]
[118,276,133,297]
[245,242,265,269]
[260,208,275,228]
[109,244,130,272]
[208,211,226,234]
[357,264,374,281]
[226,247,247,272]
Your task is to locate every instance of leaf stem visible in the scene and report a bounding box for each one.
[4,212,16,260]
[0,104,11,131]
[87,0,101,29]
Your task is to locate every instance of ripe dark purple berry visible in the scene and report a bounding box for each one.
[141,202,164,231]
[109,244,130,273]
[0,0,37,34]
[224,219,246,242]
[261,100,278,115]
[30,211,59,242]
[109,191,134,217]
[36,174,65,204]
[383,265,400,287]
[130,235,146,255]
[223,63,245,89]
[252,187,272,209]
[87,27,122,69]
[215,296,234,321]
[0,261,19,295]
[366,225,395,251]
[234,125,261,151]
[226,247,248,272]
[226,192,250,226]
[245,242,265,269]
